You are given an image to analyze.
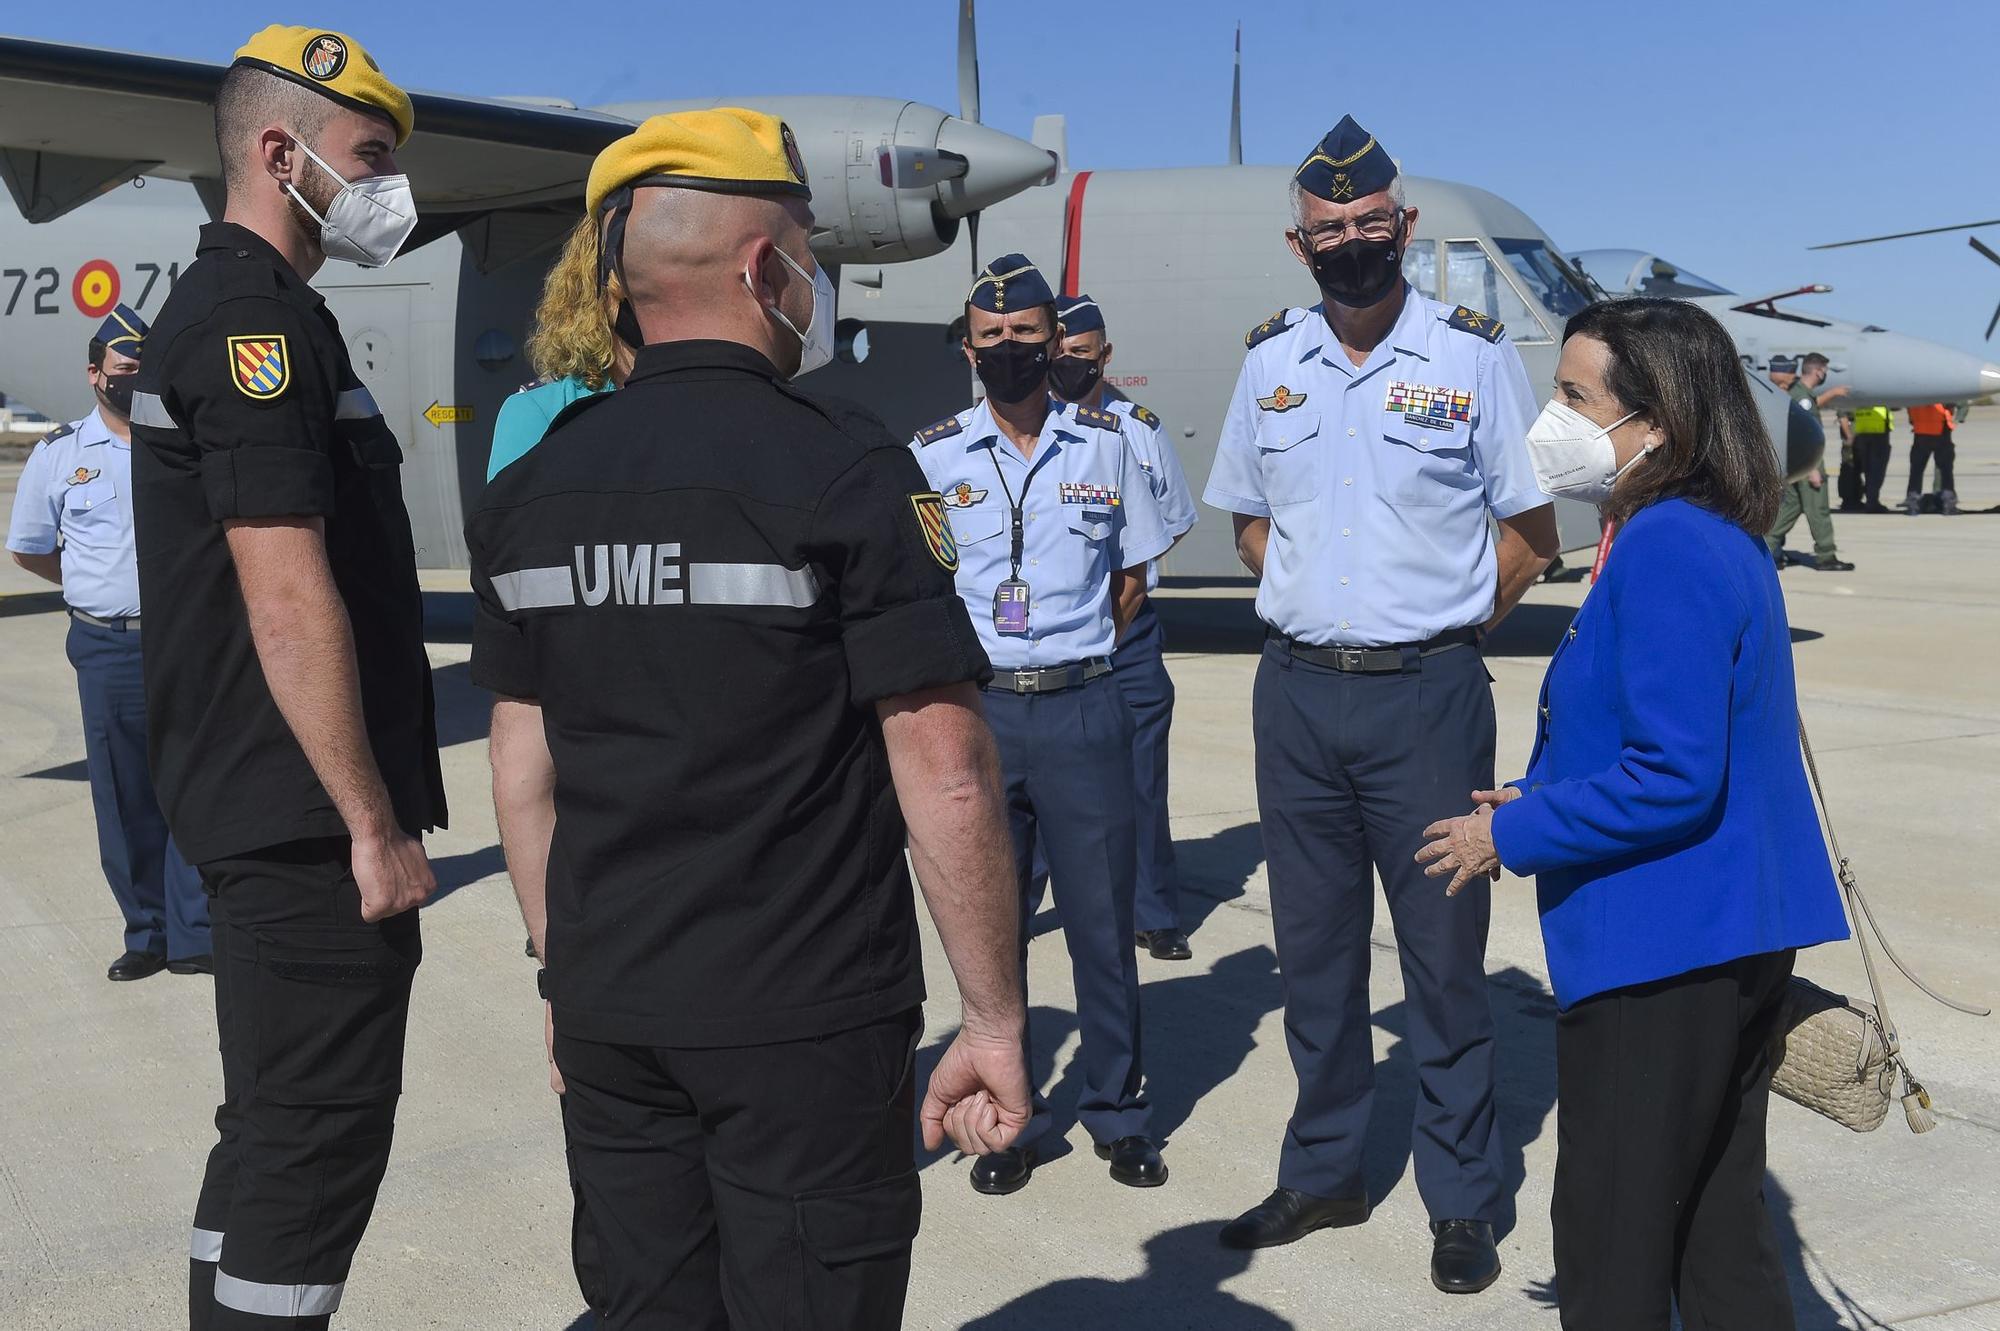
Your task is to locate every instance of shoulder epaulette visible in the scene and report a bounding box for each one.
[1070,402,1122,432]
[914,414,966,445]
[1445,305,1506,343]
[36,422,77,447]
[1127,402,1162,431]
[1245,308,1297,350]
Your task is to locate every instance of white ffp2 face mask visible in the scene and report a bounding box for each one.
[285,136,419,269]
[1525,399,1653,505]
[747,246,836,377]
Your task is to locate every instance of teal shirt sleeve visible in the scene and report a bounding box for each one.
[487,377,606,481]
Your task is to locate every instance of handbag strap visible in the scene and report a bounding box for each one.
[1797,715,1991,1022]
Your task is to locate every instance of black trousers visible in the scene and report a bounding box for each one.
[1836,440,1863,510]
[1908,434,1956,495]
[189,838,421,1329]
[555,1009,924,1330]
[1552,949,1797,1331]
[1857,434,1892,506]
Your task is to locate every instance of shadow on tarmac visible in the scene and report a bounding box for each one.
[959,1221,1297,1330]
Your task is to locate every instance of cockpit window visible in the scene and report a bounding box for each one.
[1633,259,1731,299]
[1403,239,1440,300]
[1493,238,1598,318]
[1445,240,1551,343]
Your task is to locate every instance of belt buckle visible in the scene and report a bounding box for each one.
[1337,648,1366,672]
[1017,670,1043,695]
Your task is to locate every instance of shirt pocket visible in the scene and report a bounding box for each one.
[1068,508,1115,543]
[60,474,123,533]
[1254,411,1321,506]
[948,509,1005,546]
[1379,423,1479,507]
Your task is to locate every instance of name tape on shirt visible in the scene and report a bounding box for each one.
[1059,482,1120,507]
[1384,379,1473,431]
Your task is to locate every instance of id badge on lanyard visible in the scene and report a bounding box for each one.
[987,448,1034,635]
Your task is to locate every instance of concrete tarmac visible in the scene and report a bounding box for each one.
[2,430,1997,1330]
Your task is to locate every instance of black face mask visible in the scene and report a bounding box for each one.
[96,373,135,419]
[1047,353,1105,402]
[1306,218,1406,308]
[973,337,1052,404]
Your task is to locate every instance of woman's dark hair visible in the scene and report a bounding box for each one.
[1562,297,1781,533]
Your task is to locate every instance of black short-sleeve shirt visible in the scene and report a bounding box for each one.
[468,340,990,1048]
[130,223,445,864]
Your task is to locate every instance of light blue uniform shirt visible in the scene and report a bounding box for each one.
[1106,397,1198,592]
[1203,286,1545,647]
[486,375,610,481]
[912,398,1172,670]
[5,409,141,619]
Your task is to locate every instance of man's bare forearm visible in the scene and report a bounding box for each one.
[10,551,62,585]
[878,684,1025,1037]
[491,697,556,962]
[1112,566,1146,643]
[1488,505,1560,630]
[1232,513,1269,578]
[224,518,396,838]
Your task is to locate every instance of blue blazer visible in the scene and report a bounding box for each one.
[1490,498,1848,1008]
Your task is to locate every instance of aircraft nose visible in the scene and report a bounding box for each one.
[1845,333,2000,405]
[933,116,1059,219]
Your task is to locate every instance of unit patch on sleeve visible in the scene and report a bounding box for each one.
[227,335,291,400]
[1384,380,1474,431]
[1059,482,1120,507]
[1256,385,1307,413]
[910,492,958,571]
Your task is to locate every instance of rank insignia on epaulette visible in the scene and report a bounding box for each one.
[1256,385,1307,413]
[910,492,958,571]
[1071,403,1121,432]
[1245,310,1293,349]
[943,481,988,508]
[916,415,965,445]
[66,467,101,486]
[1446,306,1505,343]
[37,423,76,448]
[1129,403,1161,430]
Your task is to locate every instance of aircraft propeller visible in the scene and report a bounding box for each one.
[1971,235,2000,341]
[1228,22,1243,167]
[959,0,983,287]
[1810,218,2000,341]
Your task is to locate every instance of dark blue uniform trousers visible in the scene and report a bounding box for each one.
[66,617,208,960]
[1253,639,1503,1221]
[1025,603,1181,932]
[983,673,1151,1149]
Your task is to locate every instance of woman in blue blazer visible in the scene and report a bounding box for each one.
[1418,298,1848,1331]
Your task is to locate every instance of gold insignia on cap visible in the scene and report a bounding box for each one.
[233,25,413,147]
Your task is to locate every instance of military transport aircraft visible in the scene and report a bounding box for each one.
[1,7,1814,577]
[1573,249,2000,409]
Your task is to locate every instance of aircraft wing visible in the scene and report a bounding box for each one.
[0,35,630,226]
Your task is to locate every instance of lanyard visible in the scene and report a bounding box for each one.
[985,438,1057,582]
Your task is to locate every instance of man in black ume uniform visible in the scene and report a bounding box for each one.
[473,108,1031,1329]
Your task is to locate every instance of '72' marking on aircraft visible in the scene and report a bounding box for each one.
[2,262,181,315]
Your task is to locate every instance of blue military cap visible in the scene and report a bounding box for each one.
[1055,293,1105,335]
[94,304,148,358]
[1295,114,1396,204]
[1768,354,1799,375]
[968,253,1054,314]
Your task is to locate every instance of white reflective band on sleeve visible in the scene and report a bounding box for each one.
[190,1228,224,1262]
[130,391,176,429]
[492,566,576,611]
[688,562,820,608]
[334,387,381,420]
[214,1271,345,1318]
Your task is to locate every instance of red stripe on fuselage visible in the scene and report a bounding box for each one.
[1061,171,1094,297]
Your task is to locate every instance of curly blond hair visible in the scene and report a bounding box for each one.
[524,216,619,391]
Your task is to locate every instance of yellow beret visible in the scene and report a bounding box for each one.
[232,25,413,149]
[586,108,810,216]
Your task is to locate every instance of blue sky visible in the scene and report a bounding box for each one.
[18,0,2000,356]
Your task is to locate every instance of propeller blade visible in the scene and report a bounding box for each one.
[968,209,981,283]
[1809,219,2000,250]
[1970,235,2000,268]
[1986,301,1999,342]
[1228,22,1243,166]
[958,0,981,126]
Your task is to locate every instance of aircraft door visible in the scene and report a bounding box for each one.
[333,287,462,568]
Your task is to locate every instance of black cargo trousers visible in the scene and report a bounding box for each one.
[188,836,421,1330]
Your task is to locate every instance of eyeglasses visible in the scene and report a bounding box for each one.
[1296,210,1400,248]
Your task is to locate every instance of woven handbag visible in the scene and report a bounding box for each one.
[1772,719,1990,1133]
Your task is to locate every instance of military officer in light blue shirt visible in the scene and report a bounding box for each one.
[1203,118,1558,1293]
[1044,292,1201,962]
[6,306,210,981]
[911,254,1173,1198]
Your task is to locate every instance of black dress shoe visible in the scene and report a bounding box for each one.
[167,954,214,976]
[1218,1187,1369,1249]
[1094,1136,1168,1187]
[1135,929,1193,961]
[1816,558,1855,572]
[969,1146,1036,1196]
[107,950,167,982]
[1430,1218,1501,1294]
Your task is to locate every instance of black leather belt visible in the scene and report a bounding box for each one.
[985,658,1114,695]
[1274,626,1479,674]
[68,608,138,631]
